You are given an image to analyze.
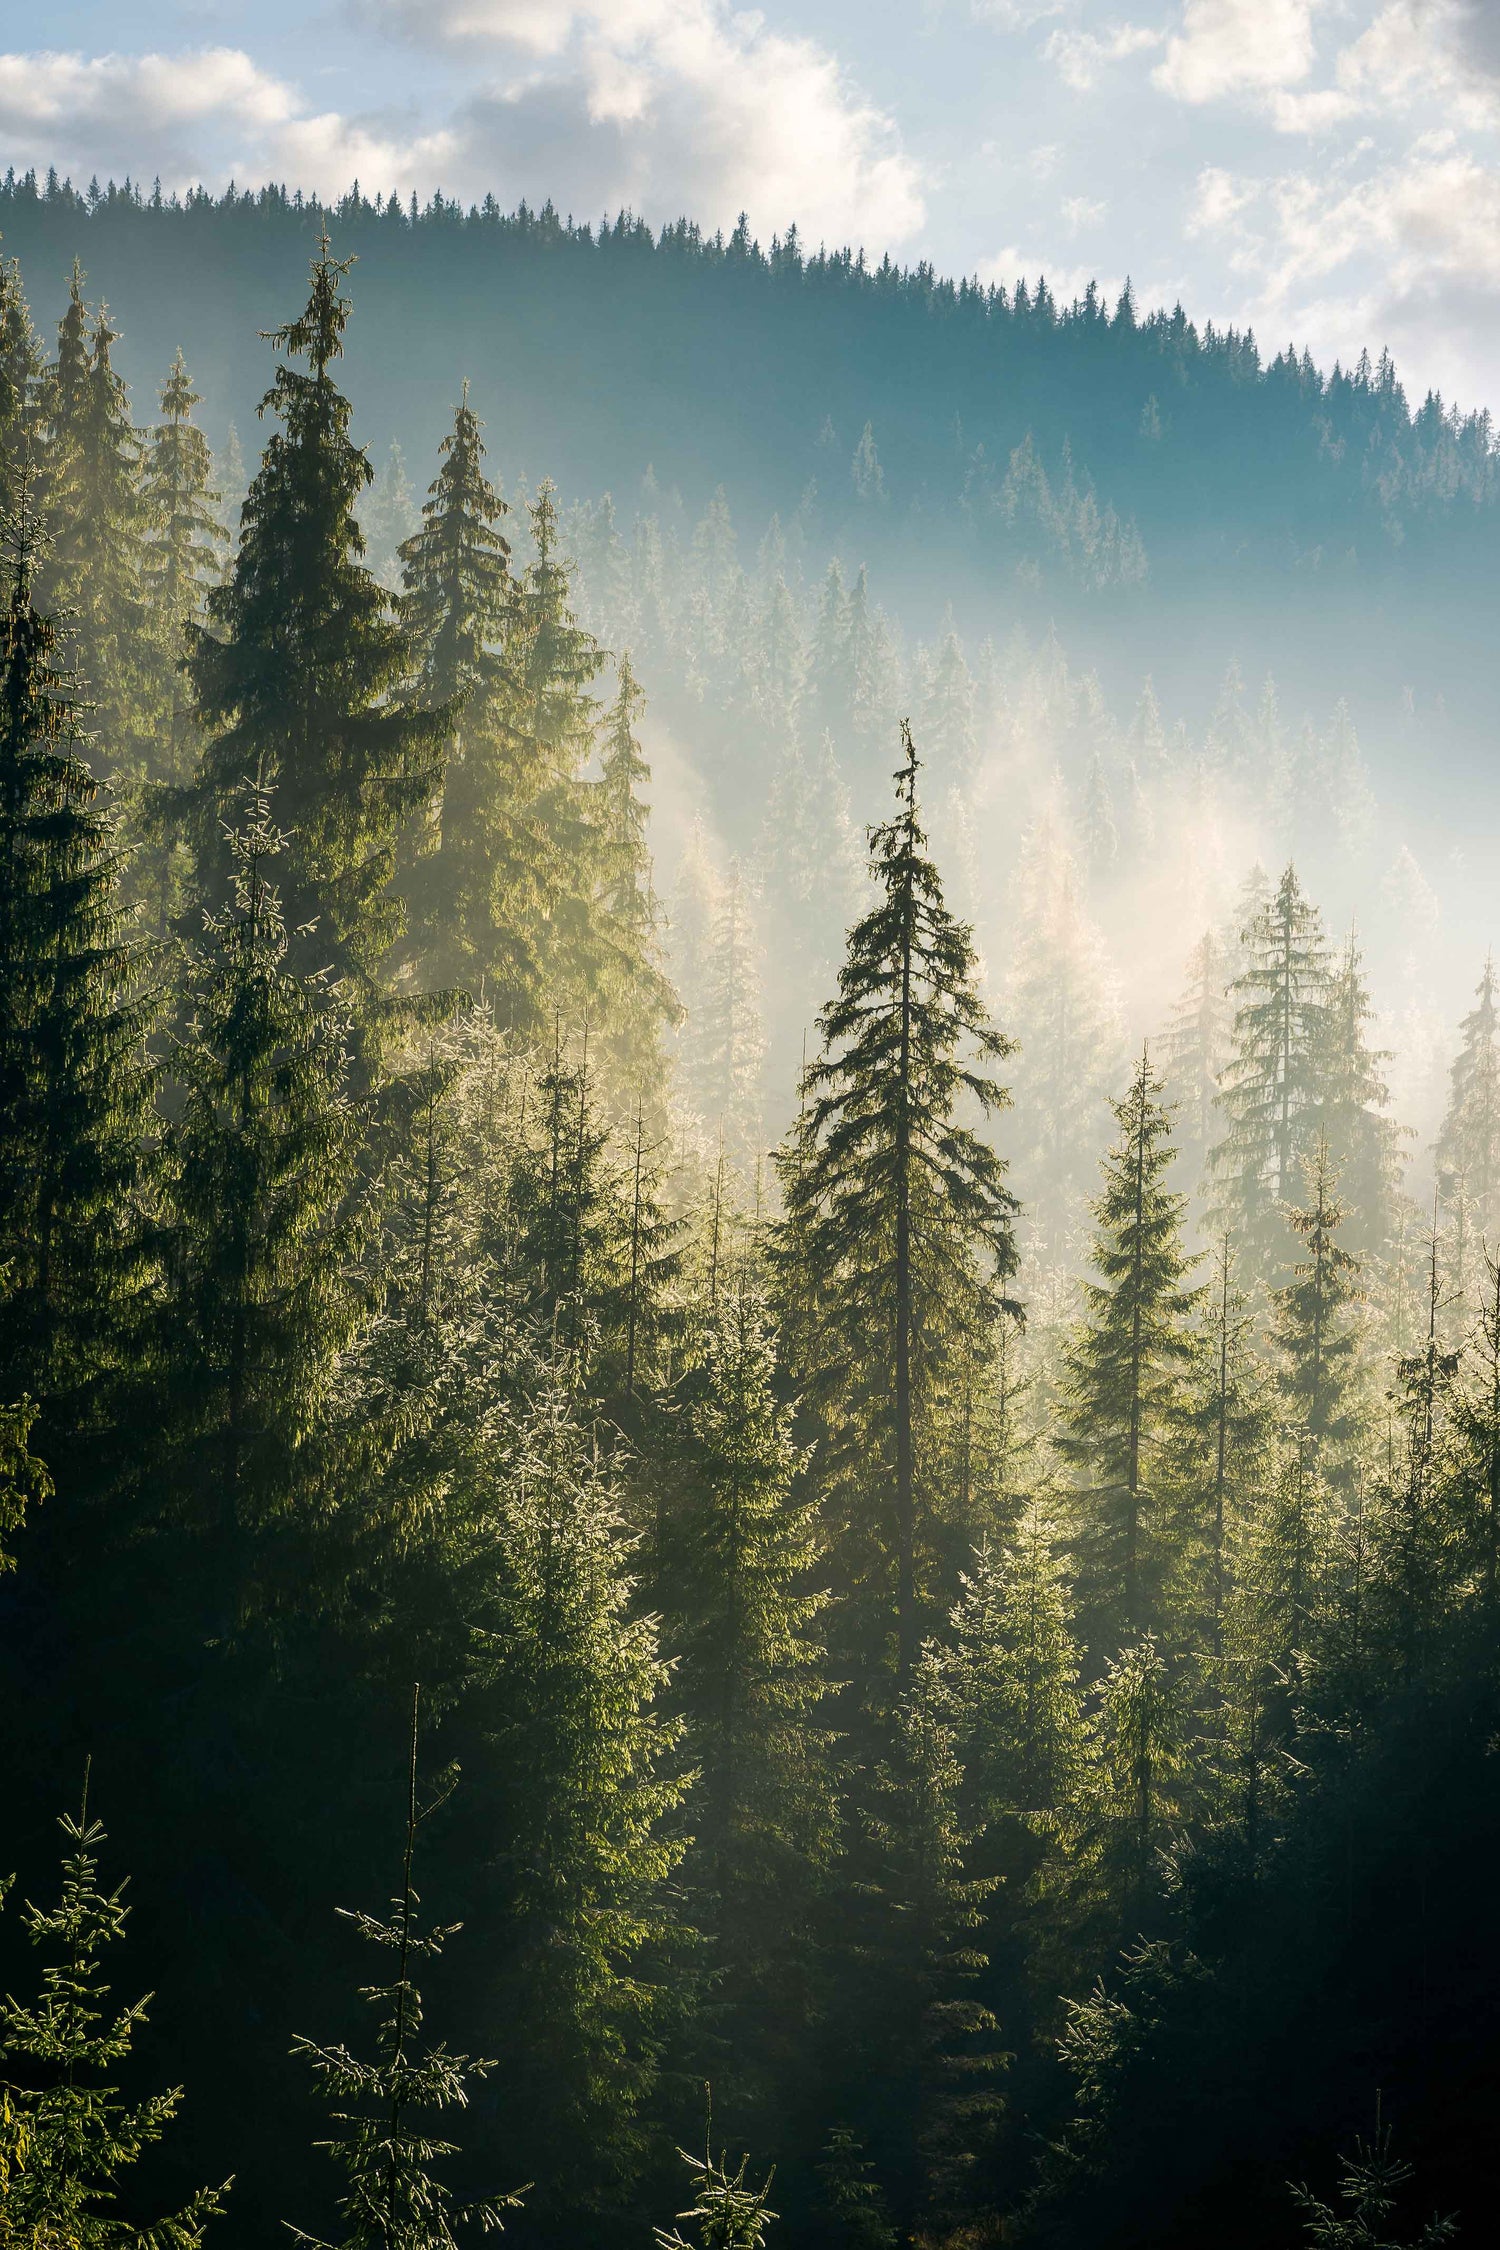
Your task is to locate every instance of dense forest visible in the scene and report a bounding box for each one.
[2,170,1499,751]
[1,188,1499,2250]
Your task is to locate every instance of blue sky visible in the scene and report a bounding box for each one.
[7,0,1500,409]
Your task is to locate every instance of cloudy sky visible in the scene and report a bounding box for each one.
[8,0,1500,409]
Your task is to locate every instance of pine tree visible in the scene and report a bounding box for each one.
[143,352,225,767]
[1004,801,1123,1251]
[469,1365,688,2212]
[1210,863,1333,1281]
[1178,1232,1269,1652]
[0,1398,50,1576]
[1272,1136,1363,1492]
[1290,2113,1456,2248]
[394,388,534,1001]
[1318,929,1401,1265]
[189,240,445,1030]
[135,351,228,927]
[1436,956,1500,1311]
[661,1292,833,2103]
[505,1025,679,1380]
[939,1506,1088,1831]
[38,279,153,775]
[0,1770,226,2250]
[289,1691,523,2250]
[1368,1219,1461,1686]
[593,654,678,1093]
[1077,1636,1194,1919]
[684,860,766,1168]
[813,2129,895,2250]
[0,521,155,1425]
[1158,927,1231,1196]
[0,254,40,520]
[508,480,608,1017]
[1060,1048,1202,1642]
[854,1668,1001,2230]
[776,724,1019,1685]
[162,784,367,1577]
[362,437,420,591]
[654,2135,776,2250]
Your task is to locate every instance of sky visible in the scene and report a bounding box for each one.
[6,0,1500,412]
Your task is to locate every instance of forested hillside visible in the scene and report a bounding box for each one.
[3,170,1499,755]
[2,195,1500,2250]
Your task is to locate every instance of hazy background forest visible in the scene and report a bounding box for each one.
[3,168,1500,2250]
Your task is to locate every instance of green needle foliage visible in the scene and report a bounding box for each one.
[653,2132,776,2250]
[290,1695,522,2250]
[1061,1046,1201,1641]
[0,1770,227,2250]
[0,511,155,1429]
[189,238,447,1034]
[777,721,1018,1687]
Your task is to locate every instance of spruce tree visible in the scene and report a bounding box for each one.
[38,282,153,775]
[684,860,766,1168]
[289,1692,523,2250]
[0,521,155,1425]
[593,654,678,1094]
[0,253,40,519]
[162,784,367,1576]
[0,1772,226,2250]
[469,1363,688,2214]
[1317,929,1401,1265]
[1158,927,1231,1195]
[1272,1136,1363,1493]
[1210,864,1332,1281]
[942,1508,1087,1829]
[654,2137,776,2250]
[394,390,547,1011]
[661,1291,833,2107]
[776,724,1019,1685]
[0,1398,50,1577]
[507,480,607,1017]
[1060,1047,1201,1642]
[1436,956,1500,1310]
[853,1668,1001,2231]
[189,240,445,1030]
[143,352,225,773]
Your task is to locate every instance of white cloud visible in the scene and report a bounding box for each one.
[348,0,927,244]
[1154,0,1323,103]
[0,7,926,254]
[0,49,466,198]
[0,47,294,166]
[1183,138,1500,399]
[1043,21,1163,93]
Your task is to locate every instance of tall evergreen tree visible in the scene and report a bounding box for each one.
[189,240,445,1031]
[1272,1136,1363,1493]
[593,655,678,1094]
[684,860,766,1169]
[661,1290,833,2117]
[1210,863,1332,1281]
[143,352,225,770]
[1436,956,1500,1310]
[0,522,155,1426]
[1317,929,1401,1265]
[1060,1048,1202,1642]
[161,784,367,1582]
[39,281,152,774]
[776,725,1019,1685]
[468,1364,689,2215]
[1158,927,1231,1196]
[0,253,40,520]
